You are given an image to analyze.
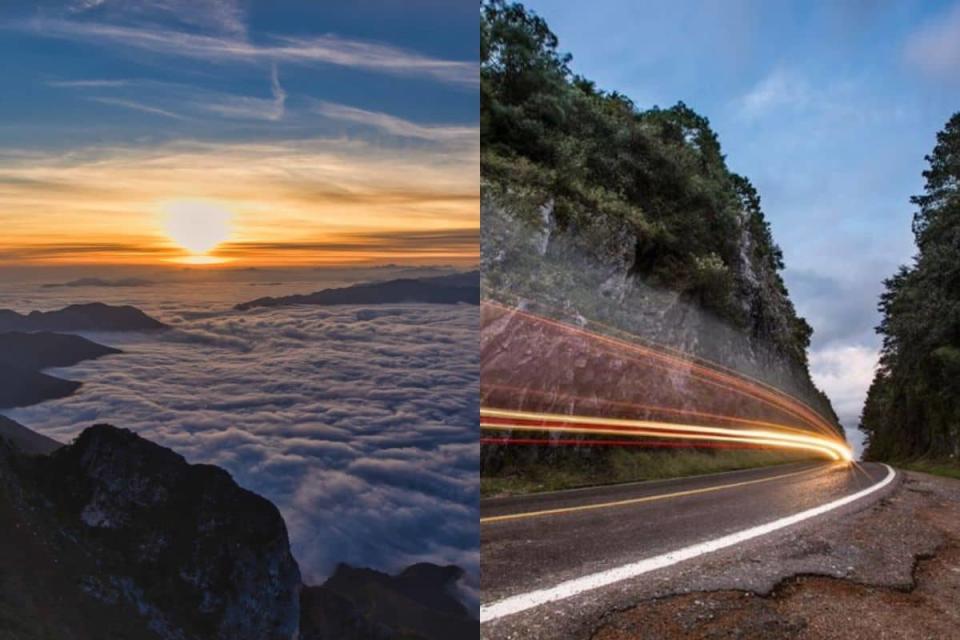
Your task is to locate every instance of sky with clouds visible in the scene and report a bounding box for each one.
[521,0,960,454]
[0,0,478,266]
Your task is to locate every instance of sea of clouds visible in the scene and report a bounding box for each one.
[1,270,479,608]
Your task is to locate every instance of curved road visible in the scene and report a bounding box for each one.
[481,461,893,633]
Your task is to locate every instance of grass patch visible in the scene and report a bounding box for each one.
[481,448,818,497]
[895,459,960,480]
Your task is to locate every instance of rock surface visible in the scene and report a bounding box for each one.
[17,425,302,640]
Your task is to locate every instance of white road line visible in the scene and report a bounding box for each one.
[480,464,896,624]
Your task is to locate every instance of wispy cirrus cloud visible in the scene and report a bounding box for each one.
[314,101,477,142]
[46,78,129,88]
[18,19,478,87]
[49,71,287,123]
[87,96,187,120]
[203,64,287,122]
[69,0,247,38]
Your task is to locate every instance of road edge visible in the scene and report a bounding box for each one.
[480,464,896,624]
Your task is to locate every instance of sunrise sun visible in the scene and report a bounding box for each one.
[161,200,234,263]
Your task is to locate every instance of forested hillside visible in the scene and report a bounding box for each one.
[480,1,842,492]
[860,113,960,461]
[481,0,834,417]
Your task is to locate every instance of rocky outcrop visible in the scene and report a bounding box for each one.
[236,271,480,310]
[0,302,167,332]
[23,425,302,640]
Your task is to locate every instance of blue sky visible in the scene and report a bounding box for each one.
[523,0,960,451]
[0,0,479,266]
[0,1,477,146]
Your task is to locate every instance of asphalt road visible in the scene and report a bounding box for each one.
[481,461,892,634]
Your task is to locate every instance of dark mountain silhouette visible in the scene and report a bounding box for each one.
[43,277,155,288]
[301,563,475,640]
[235,271,480,311]
[0,332,120,370]
[0,302,167,332]
[0,332,121,409]
[0,415,60,456]
[0,363,81,410]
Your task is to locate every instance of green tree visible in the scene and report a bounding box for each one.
[861,113,960,460]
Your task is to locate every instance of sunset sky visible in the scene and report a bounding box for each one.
[0,0,478,266]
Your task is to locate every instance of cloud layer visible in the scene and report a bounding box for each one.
[6,280,479,606]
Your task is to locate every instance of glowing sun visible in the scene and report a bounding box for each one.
[161,200,234,262]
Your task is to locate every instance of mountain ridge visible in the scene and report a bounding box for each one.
[0,302,167,332]
[235,271,480,311]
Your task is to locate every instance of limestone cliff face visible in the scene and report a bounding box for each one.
[24,425,302,640]
[481,187,839,433]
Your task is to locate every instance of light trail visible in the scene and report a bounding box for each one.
[480,438,773,449]
[480,408,853,462]
[482,290,835,432]
[481,382,826,439]
[482,301,839,438]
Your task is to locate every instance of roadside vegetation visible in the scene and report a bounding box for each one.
[896,460,960,481]
[481,448,817,497]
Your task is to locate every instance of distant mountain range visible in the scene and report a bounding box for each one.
[236,271,480,311]
[0,302,167,332]
[0,332,121,410]
[43,277,155,288]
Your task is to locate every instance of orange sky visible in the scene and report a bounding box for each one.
[0,135,479,267]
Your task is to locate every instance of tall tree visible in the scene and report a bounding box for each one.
[861,113,960,460]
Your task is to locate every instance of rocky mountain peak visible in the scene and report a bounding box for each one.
[30,424,301,640]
